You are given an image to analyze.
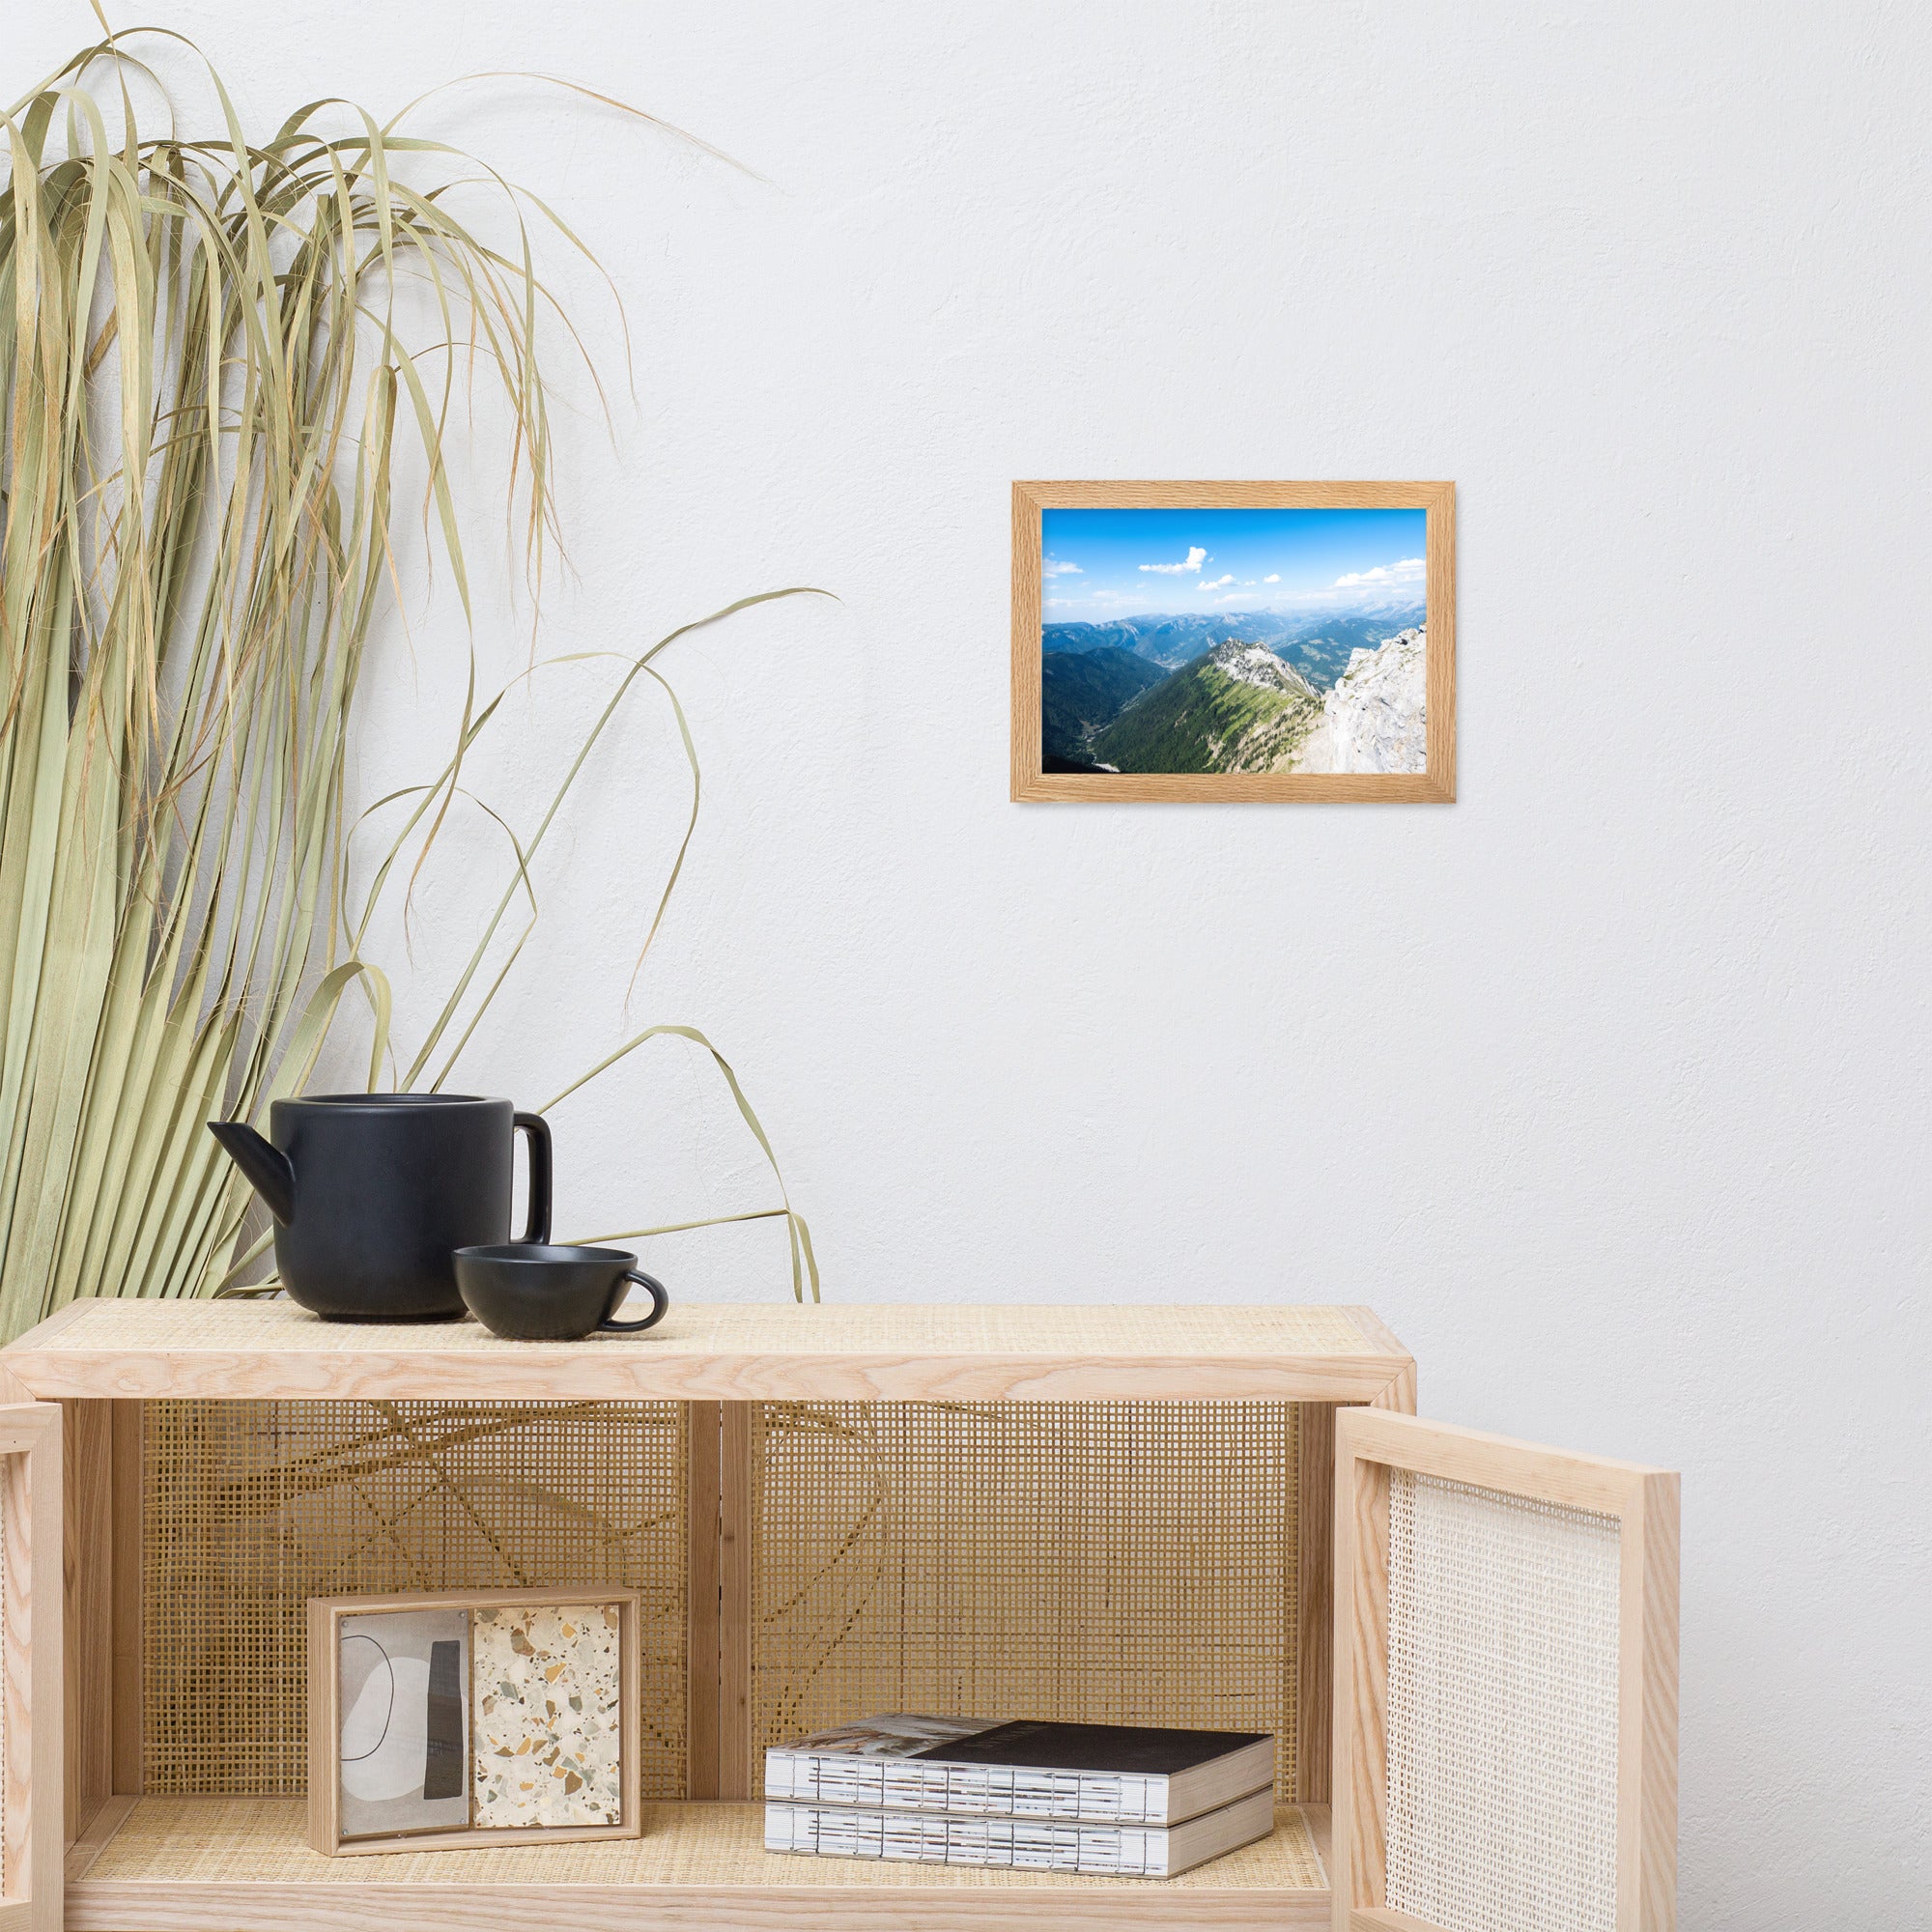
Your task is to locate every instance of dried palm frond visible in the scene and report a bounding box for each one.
[0,28,817,1339]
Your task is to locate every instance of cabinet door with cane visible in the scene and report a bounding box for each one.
[1333,1409,1678,1932]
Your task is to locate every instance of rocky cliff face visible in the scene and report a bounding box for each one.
[1207,638,1319,701]
[1293,626,1426,775]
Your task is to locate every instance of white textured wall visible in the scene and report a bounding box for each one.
[17,3,1928,1920]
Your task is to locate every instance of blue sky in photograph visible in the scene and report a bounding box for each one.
[1040,507,1427,617]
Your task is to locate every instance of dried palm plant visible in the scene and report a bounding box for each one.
[0,26,817,1340]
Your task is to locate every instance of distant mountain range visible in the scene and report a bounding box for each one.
[1042,601,1423,692]
[1039,625,1429,778]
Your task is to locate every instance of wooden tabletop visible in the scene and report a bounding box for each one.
[2,1297,1412,1404]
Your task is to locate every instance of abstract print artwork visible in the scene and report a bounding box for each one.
[337,1606,472,1838]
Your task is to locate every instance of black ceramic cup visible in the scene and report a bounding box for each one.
[452,1243,669,1342]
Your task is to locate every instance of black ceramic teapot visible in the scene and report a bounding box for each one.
[209,1094,551,1321]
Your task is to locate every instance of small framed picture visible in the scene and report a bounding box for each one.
[307,1587,641,1855]
[1011,480,1456,802]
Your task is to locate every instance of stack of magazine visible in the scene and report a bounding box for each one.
[763,1714,1276,1878]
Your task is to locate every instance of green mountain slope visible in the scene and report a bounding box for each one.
[1041,647,1167,761]
[1093,641,1321,774]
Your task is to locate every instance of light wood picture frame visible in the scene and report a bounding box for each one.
[1011,481,1455,802]
[307,1585,643,1856]
[1332,1408,1678,1932]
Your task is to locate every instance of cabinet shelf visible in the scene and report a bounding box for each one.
[1,1296,1413,1404]
[65,1797,1333,1930]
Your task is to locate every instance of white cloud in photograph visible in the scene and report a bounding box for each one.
[1140,547,1208,575]
[1043,557,1082,577]
[1264,573,1280,582]
[1334,556,1425,588]
[1195,574,1236,590]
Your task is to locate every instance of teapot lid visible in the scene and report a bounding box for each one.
[281,1092,508,1108]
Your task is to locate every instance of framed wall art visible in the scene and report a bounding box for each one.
[1010,481,1455,802]
[307,1586,642,1855]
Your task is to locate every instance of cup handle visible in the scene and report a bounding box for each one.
[600,1270,669,1333]
[513,1112,553,1245]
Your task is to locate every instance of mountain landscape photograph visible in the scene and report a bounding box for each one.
[1037,505,1429,777]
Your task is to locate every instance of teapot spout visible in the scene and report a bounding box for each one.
[208,1120,296,1224]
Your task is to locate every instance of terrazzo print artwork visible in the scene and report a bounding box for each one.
[471,1603,624,1828]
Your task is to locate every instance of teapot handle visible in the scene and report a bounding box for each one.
[513,1112,553,1244]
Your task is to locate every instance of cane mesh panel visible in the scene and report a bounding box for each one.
[1385,1469,1621,1932]
[142,1401,686,1796]
[751,1401,1299,1798]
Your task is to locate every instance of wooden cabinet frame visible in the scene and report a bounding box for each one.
[0,1402,62,1932]
[0,1300,1675,1932]
[17,1301,1419,1928]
